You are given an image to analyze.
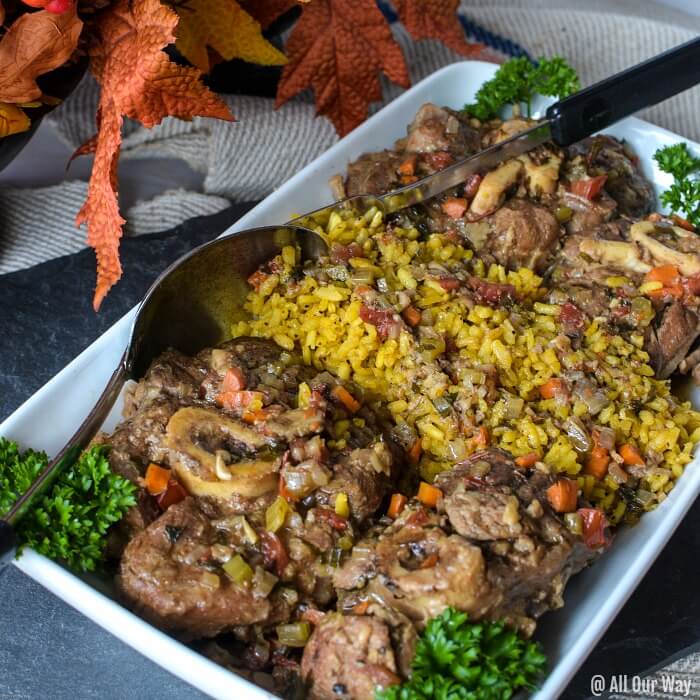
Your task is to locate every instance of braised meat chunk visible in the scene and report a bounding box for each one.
[118,498,292,639]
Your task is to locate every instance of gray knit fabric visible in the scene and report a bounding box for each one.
[1,0,699,274]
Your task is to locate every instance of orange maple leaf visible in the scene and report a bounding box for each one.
[276,0,410,136]
[77,0,233,310]
[393,0,484,57]
[239,0,298,30]
[0,6,82,104]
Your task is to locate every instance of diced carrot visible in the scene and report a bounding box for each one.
[352,600,370,616]
[400,174,419,186]
[539,378,567,400]
[144,463,171,496]
[647,283,684,300]
[570,175,607,200]
[671,214,695,232]
[331,385,361,413]
[545,478,579,513]
[441,197,468,219]
[247,269,269,290]
[645,264,680,287]
[515,451,540,468]
[417,481,442,508]
[402,305,422,327]
[387,493,408,519]
[222,366,246,392]
[619,443,644,466]
[217,390,264,410]
[157,478,187,510]
[584,446,611,480]
[578,507,609,549]
[418,553,439,569]
[474,426,489,448]
[397,155,416,176]
[407,439,422,464]
[242,408,270,424]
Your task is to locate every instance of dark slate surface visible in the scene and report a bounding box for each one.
[0,204,698,699]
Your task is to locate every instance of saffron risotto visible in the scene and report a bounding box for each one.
[233,208,700,525]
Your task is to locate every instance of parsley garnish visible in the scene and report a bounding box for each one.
[0,437,137,572]
[653,142,700,229]
[465,55,580,121]
[376,608,547,700]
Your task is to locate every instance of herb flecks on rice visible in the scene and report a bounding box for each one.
[233,207,700,525]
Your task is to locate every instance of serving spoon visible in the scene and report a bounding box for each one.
[2,35,699,568]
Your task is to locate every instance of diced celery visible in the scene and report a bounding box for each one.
[222,554,253,584]
[266,496,291,532]
[276,622,310,647]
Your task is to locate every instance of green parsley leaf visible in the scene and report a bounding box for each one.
[0,437,137,572]
[653,143,700,229]
[376,608,547,700]
[465,55,579,121]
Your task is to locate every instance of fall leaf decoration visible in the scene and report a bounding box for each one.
[0,103,31,137]
[394,0,484,57]
[173,0,287,74]
[239,0,300,30]
[276,0,410,135]
[76,0,233,310]
[0,6,82,104]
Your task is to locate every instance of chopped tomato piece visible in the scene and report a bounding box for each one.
[578,507,610,549]
[387,493,408,519]
[405,509,430,527]
[546,478,578,513]
[464,173,482,200]
[438,276,461,290]
[261,531,289,576]
[157,478,187,510]
[315,507,348,531]
[359,304,401,340]
[647,283,684,300]
[515,452,540,469]
[331,385,361,413]
[330,243,363,264]
[559,302,585,333]
[619,443,644,466]
[441,197,468,219]
[467,277,516,306]
[402,305,422,327]
[584,446,611,480]
[144,463,171,496]
[222,366,246,392]
[417,482,442,508]
[570,174,607,200]
[423,150,453,171]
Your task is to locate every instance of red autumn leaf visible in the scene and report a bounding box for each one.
[239,0,299,29]
[0,6,82,103]
[76,0,233,310]
[393,0,484,57]
[275,0,410,135]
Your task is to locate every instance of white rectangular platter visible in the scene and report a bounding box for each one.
[2,60,699,700]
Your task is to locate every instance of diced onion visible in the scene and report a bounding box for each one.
[200,572,221,590]
[564,417,591,453]
[564,512,583,535]
[253,566,279,598]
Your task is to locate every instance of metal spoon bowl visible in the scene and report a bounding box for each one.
[0,224,327,563]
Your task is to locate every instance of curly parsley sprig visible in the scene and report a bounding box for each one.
[376,608,547,700]
[465,55,579,121]
[653,142,700,229]
[0,437,136,572]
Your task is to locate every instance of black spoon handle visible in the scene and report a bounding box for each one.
[0,520,17,569]
[546,36,700,147]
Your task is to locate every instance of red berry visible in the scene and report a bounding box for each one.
[44,0,73,12]
[21,0,50,7]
